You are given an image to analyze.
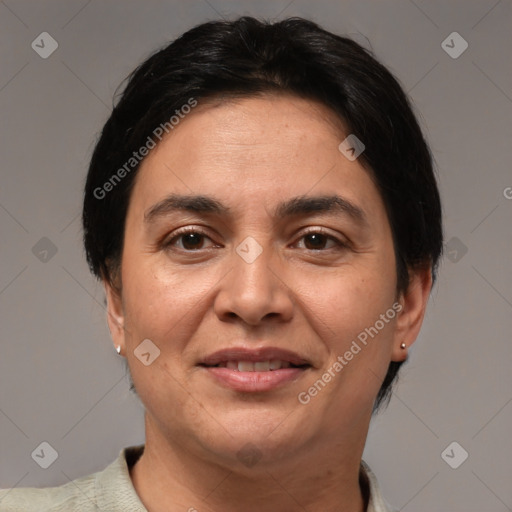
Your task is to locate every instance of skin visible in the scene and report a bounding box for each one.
[105,94,432,512]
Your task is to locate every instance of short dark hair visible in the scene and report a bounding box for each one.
[83,17,443,411]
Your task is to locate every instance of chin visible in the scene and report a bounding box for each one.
[196,416,312,468]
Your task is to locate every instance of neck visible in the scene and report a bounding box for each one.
[130,416,368,512]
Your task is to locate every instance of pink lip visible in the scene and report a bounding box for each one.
[198,346,311,393]
[199,347,310,367]
[202,366,308,392]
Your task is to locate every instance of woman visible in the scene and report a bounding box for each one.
[0,17,442,512]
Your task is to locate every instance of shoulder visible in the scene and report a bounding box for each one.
[0,445,146,512]
[0,472,97,512]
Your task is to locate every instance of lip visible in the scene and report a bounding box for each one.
[198,346,312,393]
[202,366,308,392]
[199,347,310,367]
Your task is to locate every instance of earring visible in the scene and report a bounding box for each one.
[115,345,122,355]
[400,342,407,349]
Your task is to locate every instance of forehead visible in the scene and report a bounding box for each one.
[129,94,385,222]
[153,94,347,168]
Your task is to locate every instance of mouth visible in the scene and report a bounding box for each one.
[198,347,312,392]
[199,347,312,370]
[200,359,310,371]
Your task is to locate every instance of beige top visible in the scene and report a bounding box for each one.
[0,445,397,511]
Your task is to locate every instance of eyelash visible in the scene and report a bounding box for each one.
[163,227,217,251]
[295,227,349,251]
[163,226,348,252]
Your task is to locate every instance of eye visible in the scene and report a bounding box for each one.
[294,230,346,251]
[165,228,216,251]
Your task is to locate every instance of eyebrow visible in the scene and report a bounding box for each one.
[144,193,368,226]
[144,194,230,223]
[273,195,368,226]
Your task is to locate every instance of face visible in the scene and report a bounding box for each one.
[106,94,429,471]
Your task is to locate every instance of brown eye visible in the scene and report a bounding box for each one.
[297,231,341,251]
[179,232,205,250]
[165,229,216,251]
[303,233,329,250]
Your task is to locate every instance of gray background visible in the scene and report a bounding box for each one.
[1,1,511,510]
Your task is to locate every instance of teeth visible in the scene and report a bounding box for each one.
[215,360,293,371]
[238,361,255,372]
[270,359,283,370]
[254,361,270,371]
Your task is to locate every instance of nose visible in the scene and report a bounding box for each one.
[213,243,294,326]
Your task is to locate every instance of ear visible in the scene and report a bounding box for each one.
[391,267,433,362]
[104,279,126,355]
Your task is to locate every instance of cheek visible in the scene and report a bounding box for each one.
[120,253,219,348]
[118,260,197,407]
[290,263,397,341]
[122,267,173,336]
